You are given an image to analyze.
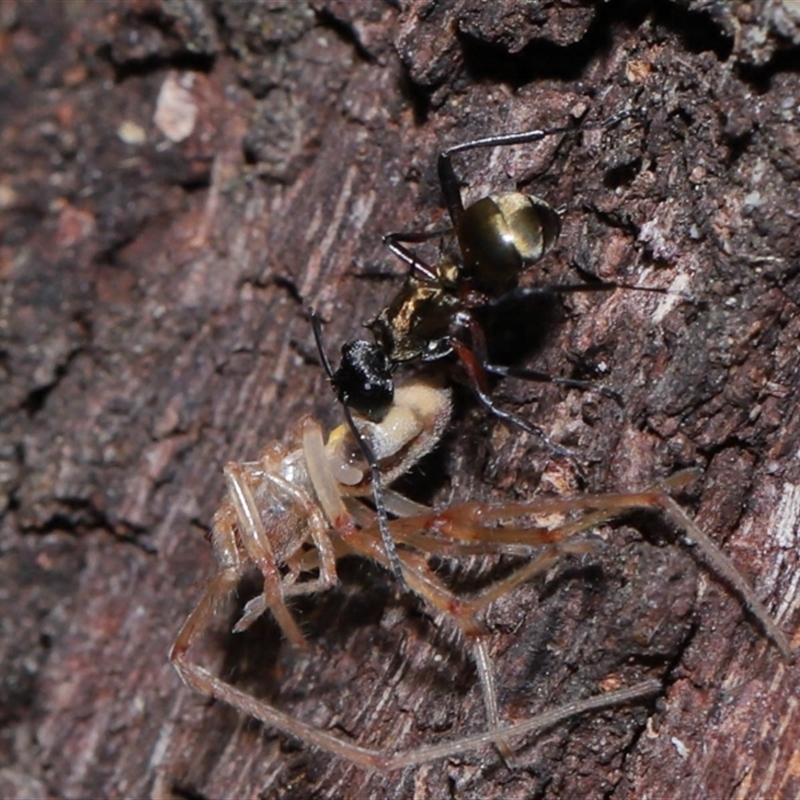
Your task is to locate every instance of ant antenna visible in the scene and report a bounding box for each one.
[309,308,408,590]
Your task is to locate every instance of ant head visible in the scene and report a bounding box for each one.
[332,340,394,422]
[457,193,561,295]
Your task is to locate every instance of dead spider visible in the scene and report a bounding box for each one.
[170,376,792,771]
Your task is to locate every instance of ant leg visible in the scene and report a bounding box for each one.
[490,281,680,311]
[438,124,575,227]
[484,362,623,405]
[437,110,635,228]
[449,314,584,462]
[450,338,579,462]
[478,274,691,405]
[342,403,410,590]
[384,228,454,245]
[222,463,306,646]
[310,309,409,592]
[382,234,443,282]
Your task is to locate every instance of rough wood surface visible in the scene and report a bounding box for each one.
[2,2,800,798]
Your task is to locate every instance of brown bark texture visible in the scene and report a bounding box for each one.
[2,1,800,798]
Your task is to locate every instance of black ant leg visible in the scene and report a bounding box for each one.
[482,280,687,405]
[484,363,623,406]
[490,280,685,310]
[309,309,409,590]
[383,228,454,247]
[438,111,635,228]
[451,316,588,467]
[382,235,441,283]
[450,338,580,464]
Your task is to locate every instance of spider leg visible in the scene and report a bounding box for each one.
[222,463,306,646]
[383,470,793,660]
[170,509,247,675]
[174,658,659,771]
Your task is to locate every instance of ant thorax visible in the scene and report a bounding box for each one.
[367,276,461,363]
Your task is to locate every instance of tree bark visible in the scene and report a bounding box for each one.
[2,1,800,798]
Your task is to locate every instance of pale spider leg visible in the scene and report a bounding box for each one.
[380,488,431,518]
[234,419,354,624]
[479,478,793,659]
[172,508,655,769]
[459,547,588,619]
[387,537,652,768]
[340,492,558,558]
[346,504,649,766]
[304,518,515,760]
[170,514,246,665]
[174,657,659,771]
[241,530,631,769]
[223,463,306,647]
[389,511,568,548]
[398,547,517,762]
[171,574,245,667]
[470,634,515,765]
[383,471,792,659]
[656,492,793,661]
[300,415,357,566]
[420,471,698,528]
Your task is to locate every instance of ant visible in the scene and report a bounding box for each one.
[330,110,671,435]
[315,108,677,585]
